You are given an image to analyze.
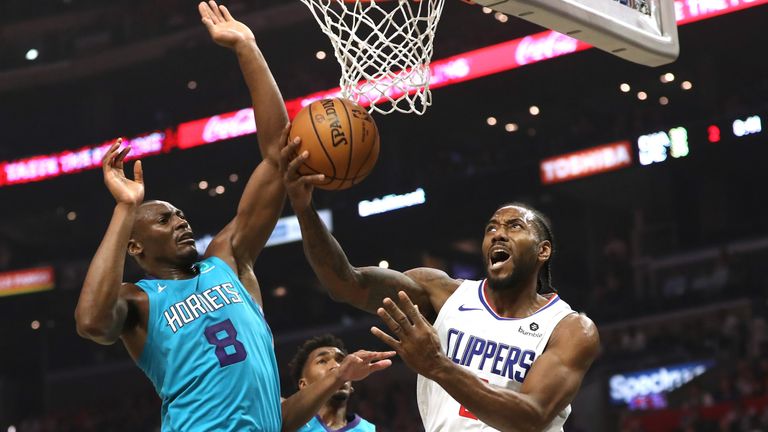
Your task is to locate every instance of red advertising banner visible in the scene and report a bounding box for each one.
[1,0,765,187]
[0,266,55,297]
[2,132,166,186]
[540,141,633,184]
[177,108,256,149]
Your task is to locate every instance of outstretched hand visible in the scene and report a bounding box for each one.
[102,139,144,206]
[371,291,449,380]
[199,0,255,49]
[279,132,326,213]
[335,350,396,383]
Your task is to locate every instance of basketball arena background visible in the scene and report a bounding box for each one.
[1,1,767,431]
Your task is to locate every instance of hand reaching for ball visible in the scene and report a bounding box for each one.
[287,98,380,191]
[280,135,326,213]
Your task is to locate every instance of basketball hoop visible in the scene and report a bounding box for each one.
[300,0,446,115]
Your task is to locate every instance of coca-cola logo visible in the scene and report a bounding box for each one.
[202,109,257,143]
[515,32,579,66]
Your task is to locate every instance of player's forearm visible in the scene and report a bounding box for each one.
[430,361,548,432]
[295,205,363,302]
[231,162,286,263]
[280,372,346,432]
[75,203,136,342]
[234,40,288,165]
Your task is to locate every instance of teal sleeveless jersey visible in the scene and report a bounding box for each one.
[135,256,282,432]
[297,414,375,432]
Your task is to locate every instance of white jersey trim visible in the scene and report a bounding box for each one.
[477,279,561,321]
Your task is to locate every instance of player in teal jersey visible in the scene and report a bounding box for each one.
[75,2,394,431]
[289,335,377,432]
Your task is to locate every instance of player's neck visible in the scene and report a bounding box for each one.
[318,399,349,430]
[484,278,547,318]
[143,262,197,281]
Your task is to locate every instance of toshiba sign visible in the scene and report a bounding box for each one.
[540,141,632,185]
[0,266,54,297]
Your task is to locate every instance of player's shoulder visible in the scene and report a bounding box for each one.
[549,312,600,365]
[403,267,463,312]
[120,282,147,300]
[403,267,462,297]
[404,267,462,289]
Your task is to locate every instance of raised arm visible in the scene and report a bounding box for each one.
[373,292,601,432]
[280,350,395,432]
[75,141,144,345]
[198,1,289,271]
[199,1,286,164]
[279,140,458,319]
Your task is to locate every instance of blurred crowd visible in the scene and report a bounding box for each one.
[614,301,768,432]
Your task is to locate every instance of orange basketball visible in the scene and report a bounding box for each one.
[289,98,380,190]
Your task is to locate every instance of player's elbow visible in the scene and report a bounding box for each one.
[522,408,555,432]
[74,313,118,345]
[503,417,548,432]
[326,281,356,303]
[326,267,366,302]
[76,323,115,345]
[501,402,549,432]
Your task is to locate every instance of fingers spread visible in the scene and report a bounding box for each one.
[354,350,396,362]
[369,359,393,372]
[377,305,402,335]
[383,297,412,332]
[398,291,423,326]
[370,326,399,349]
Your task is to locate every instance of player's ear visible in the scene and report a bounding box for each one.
[298,378,308,390]
[128,238,143,256]
[538,240,551,262]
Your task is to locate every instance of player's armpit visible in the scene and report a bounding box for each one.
[203,220,264,305]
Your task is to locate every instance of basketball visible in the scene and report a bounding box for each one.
[289,98,380,190]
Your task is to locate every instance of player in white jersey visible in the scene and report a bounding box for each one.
[279,146,600,431]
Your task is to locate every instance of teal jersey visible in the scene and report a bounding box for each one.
[298,414,375,432]
[135,256,281,432]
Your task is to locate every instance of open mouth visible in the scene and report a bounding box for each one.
[177,233,196,245]
[489,247,511,270]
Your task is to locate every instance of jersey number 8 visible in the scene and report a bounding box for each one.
[205,319,247,367]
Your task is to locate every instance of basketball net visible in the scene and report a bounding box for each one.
[300,0,446,115]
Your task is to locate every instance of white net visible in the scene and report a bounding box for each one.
[300,0,446,115]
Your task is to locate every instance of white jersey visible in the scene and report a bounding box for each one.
[417,279,576,432]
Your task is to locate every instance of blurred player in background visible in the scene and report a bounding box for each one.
[289,334,377,432]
